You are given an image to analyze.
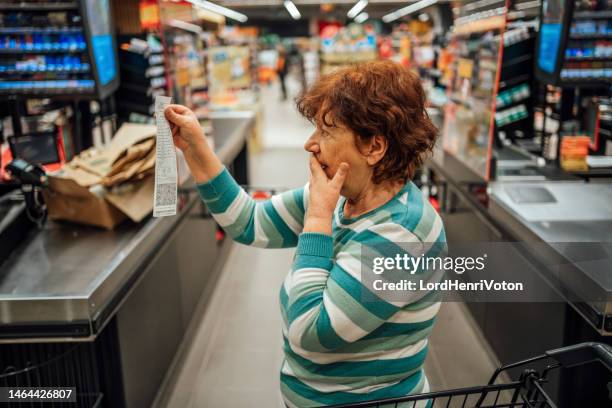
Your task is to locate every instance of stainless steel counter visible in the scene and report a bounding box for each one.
[428,149,612,333]
[0,116,253,338]
[488,181,612,334]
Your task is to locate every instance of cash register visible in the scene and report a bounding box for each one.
[0,130,49,267]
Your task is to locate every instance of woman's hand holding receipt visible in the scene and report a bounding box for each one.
[164,104,223,183]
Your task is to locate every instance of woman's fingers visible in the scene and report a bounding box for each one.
[164,105,191,125]
[164,106,181,124]
[309,155,325,179]
[331,163,349,190]
[166,104,190,114]
[172,134,181,148]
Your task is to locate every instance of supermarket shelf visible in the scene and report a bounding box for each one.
[0,86,95,97]
[565,56,611,62]
[453,15,506,35]
[0,66,90,74]
[573,10,612,20]
[503,53,533,67]
[570,33,612,40]
[0,26,82,34]
[449,94,473,109]
[558,78,612,88]
[320,53,378,64]
[0,2,78,11]
[496,116,529,128]
[0,47,86,54]
[497,94,531,110]
[499,74,530,90]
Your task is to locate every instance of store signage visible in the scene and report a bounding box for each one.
[140,0,161,30]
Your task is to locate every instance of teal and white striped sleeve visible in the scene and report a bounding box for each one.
[196,167,308,248]
[285,226,444,354]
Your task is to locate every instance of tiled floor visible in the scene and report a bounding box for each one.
[160,81,500,408]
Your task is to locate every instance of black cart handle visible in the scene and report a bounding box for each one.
[546,342,612,371]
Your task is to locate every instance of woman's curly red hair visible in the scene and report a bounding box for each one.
[296,60,438,183]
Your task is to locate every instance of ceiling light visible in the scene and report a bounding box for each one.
[354,12,369,24]
[186,0,247,23]
[382,0,438,23]
[168,19,203,34]
[284,1,301,20]
[347,0,368,19]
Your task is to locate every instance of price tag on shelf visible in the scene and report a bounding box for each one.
[153,95,177,217]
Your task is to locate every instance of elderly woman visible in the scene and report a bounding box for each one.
[164,60,445,408]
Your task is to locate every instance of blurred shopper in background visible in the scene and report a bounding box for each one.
[164,60,444,407]
[277,46,288,101]
[288,44,307,94]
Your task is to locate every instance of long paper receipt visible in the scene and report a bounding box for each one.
[153,95,177,217]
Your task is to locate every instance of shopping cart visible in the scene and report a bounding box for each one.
[1,343,103,408]
[328,342,612,408]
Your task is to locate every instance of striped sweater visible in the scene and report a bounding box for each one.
[197,168,446,407]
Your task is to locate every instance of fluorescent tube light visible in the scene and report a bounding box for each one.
[382,0,438,23]
[354,12,369,24]
[168,19,203,34]
[347,0,368,19]
[186,0,248,23]
[284,1,301,20]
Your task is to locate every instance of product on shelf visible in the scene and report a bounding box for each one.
[560,135,590,171]
[319,23,377,74]
[116,35,168,123]
[0,0,118,98]
[495,104,529,127]
[496,84,531,108]
[535,0,612,86]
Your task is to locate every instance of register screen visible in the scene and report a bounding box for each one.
[537,0,565,74]
[84,0,117,86]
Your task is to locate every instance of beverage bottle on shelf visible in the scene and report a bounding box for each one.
[68,34,77,51]
[24,34,33,50]
[42,34,52,50]
[54,34,63,51]
[60,34,68,50]
[34,56,43,72]
[47,55,57,71]
[76,33,86,49]
[63,55,73,71]
[33,34,42,50]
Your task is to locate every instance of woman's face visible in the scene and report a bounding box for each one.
[304,122,372,199]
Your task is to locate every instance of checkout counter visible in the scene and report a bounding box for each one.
[427,148,612,407]
[0,115,254,408]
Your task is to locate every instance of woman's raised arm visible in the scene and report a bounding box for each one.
[164,104,223,183]
[165,104,308,248]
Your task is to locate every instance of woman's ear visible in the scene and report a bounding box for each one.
[365,135,388,166]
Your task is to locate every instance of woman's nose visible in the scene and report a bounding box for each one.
[304,135,319,153]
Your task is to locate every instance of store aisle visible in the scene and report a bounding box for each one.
[159,147,308,408]
[159,85,311,407]
[160,86,500,408]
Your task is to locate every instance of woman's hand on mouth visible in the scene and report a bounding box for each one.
[304,155,349,235]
